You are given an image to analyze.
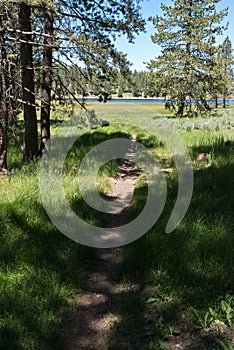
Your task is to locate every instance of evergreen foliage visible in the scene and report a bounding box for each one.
[220,36,234,107]
[0,0,145,168]
[148,0,228,117]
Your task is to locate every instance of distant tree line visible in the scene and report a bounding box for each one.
[57,45,234,103]
[54,67,158,99]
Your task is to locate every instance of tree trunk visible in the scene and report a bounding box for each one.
[215,96,218,109]
[0,17,8,172]
[176,100,185,117]
[223,94,226,108]
[19,2,38,160]
[40,5,53,158]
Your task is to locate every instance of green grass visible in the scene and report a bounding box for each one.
[87,103,234,349]
[0,168,97,349]
[1,116,133,349]
[1,102,234,349]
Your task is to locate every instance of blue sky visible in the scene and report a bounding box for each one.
[115,0,234,71]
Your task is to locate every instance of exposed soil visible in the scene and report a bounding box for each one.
[65,247,124,350]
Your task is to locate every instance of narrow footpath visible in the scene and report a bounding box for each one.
[66,137,141,350]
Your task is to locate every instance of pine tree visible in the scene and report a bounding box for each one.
[220,36,234,108]
[148,0,228,117]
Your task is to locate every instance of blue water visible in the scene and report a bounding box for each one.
[83,98,234,105]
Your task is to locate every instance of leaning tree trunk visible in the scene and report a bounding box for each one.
[0,16,8,172]
[40,5,53,158]
[19,2,38,160]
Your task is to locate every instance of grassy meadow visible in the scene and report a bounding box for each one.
[0,102,234,349]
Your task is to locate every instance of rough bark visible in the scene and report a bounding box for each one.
[0,17,8,172]
[19,2,38,160]
[40,5,53,158]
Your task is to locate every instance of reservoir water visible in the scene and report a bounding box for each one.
[82,98,234,105]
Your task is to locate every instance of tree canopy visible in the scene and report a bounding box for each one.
[0,0,145,169]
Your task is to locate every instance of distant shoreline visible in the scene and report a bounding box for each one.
[63,96,234,105]
[74,95,164,100]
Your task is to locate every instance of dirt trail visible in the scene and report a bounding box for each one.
[66,138,141,350]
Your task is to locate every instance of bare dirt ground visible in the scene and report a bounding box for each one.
[65,247,124,350]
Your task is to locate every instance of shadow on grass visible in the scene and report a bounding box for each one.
[2,126,233,349]
[106,143,234,350]
[0,199,96,350]
[8,126,130,172]
[191,137,234,159]
[1,127,133,349]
